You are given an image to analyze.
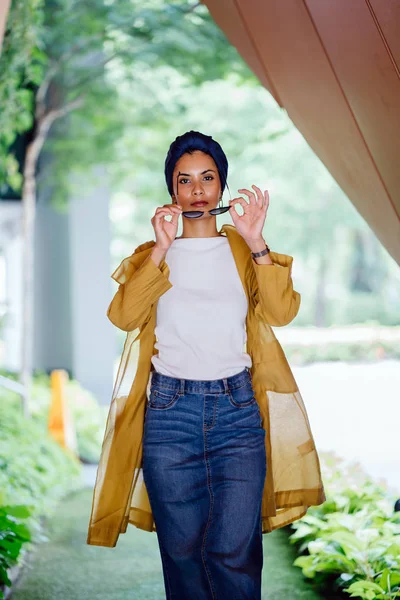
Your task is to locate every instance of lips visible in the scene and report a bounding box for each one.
[191,201,208,207]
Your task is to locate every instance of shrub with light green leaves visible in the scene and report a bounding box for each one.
[289,451,400,599]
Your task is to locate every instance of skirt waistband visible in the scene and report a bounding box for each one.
[150,367,252,395]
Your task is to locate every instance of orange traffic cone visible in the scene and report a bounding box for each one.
[48,369,79,460]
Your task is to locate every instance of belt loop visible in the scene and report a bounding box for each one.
[222,377,229,394]
[180,378,185,395]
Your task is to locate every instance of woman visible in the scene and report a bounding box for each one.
[86,130,326,600]
[143,130,272,599]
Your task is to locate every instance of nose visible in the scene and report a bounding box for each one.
[193,180,204,196]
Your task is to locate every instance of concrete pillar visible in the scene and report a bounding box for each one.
[34,166,115,405]
[69,166,116,404]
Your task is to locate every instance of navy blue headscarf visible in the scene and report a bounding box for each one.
[164,130,229,198]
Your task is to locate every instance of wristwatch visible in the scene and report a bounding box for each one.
[251,243,270,258]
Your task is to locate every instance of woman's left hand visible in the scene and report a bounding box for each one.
[228,185,269,241]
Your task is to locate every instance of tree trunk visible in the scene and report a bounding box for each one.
[20,140,37,418]
[18,91,84,416]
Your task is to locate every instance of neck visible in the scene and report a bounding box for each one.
[177,223,223,239]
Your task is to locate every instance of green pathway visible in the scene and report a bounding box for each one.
[12,486,329,599]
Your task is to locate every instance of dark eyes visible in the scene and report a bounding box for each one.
[179,175,214,184]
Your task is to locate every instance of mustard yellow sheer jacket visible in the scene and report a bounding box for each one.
[87,223,326,548]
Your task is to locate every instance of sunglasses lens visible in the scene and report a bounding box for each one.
[209,206,231,215]
[182,211,203,218]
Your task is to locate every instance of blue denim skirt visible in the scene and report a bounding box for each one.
[142,366,267,600]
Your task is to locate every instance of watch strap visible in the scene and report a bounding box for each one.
[251,244,270,258]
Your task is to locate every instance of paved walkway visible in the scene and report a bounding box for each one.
[11,485,329,600]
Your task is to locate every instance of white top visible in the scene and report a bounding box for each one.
[151,236,252,380]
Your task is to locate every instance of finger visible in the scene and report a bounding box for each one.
[237,188,256,205]
[158,205,181,212]
[251,185,264,205]
[154,209,179,221]
[263,190,269,209]
[230,197,249,211]
[156,207,180,215]
[228,204,238,223]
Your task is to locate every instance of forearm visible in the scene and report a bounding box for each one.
[150,244,168,267]
[245,236,274,266]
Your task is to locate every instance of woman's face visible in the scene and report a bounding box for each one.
[171,150,222,213]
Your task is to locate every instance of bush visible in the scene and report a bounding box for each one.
[0,369,108,463]
[0,390,81,514]
[285,341,400,365]
[289,451,400,599]
[0,505,32,599]
[0,389,82,598]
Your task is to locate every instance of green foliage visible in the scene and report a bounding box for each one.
[0,390,81,512]
[289,452,400,599]
[106,69,400,328]
[284,338,400,366]
[1,0,398,328]
[0,383,82,598]
[0,504,32,597]
[0,369,107,464]
[0,0,47,193]
[0,0,255,204]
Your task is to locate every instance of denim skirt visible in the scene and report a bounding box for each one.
[142,366,267,600]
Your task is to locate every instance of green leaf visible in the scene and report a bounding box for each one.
[329,531,364,554]
[377,568,400,591]
[347,580,386,594]
[3,505,32,519]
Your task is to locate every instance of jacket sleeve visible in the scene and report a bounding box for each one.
[251,251,301,327]
[107,251,173,332]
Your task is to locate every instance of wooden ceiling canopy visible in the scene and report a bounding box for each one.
[202,0,400,265]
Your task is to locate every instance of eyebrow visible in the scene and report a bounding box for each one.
[178,169,216,176]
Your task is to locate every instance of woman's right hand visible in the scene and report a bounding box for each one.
[151,203,183,250]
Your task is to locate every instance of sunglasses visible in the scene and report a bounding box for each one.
[176,172,232,218]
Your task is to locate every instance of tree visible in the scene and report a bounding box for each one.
[0,0,256,415]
